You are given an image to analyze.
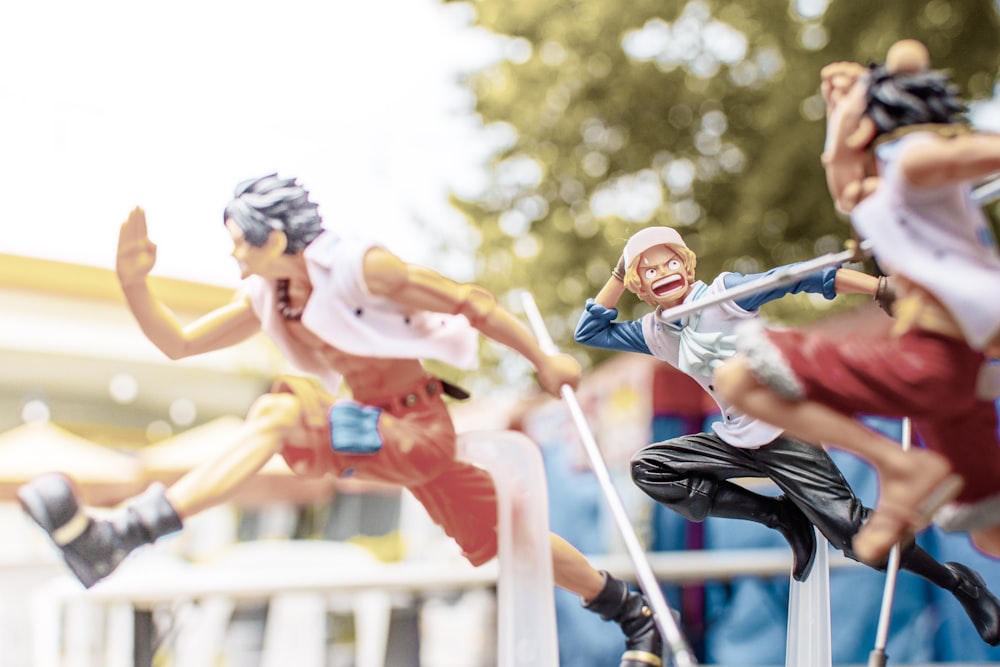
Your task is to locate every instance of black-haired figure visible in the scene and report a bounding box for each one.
[714,39,1000,566]
[18,174,663,667]
[575,225,1000,645]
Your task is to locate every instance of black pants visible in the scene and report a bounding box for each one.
[631,431,868,555]
[632,431,1000,644]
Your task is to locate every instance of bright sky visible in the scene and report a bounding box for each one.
[0,0,504,286]
[4,3,998,290]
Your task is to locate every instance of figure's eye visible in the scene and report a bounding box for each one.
[668,259,682,271]
[644,268,658,280]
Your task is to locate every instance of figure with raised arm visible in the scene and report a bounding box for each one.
[713,39,1000,567]
[18,175,663,667]
[575,225,1000,644]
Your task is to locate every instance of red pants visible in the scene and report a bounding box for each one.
[272,375,499,565]
[764,328,1000,503]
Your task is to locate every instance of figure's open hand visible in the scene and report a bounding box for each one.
[536,352,581,397]
[819,61,877,214]
[820,61,867,111]
[116,207,157,287]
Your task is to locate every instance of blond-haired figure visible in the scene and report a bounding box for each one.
[575,226,1000,644]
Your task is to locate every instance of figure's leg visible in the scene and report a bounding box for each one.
[757,435,1000,643]
[18,476,181,588]
[415,465,665,665]
[714,353,960,564]
[752,436,867,555]
[918,404,1000,545]
[896,545,1000,645]
[165,392,305,516]
[552,535,662,667]
[18,392,306,587]
[714,355,938,482]
[631,434,816,580]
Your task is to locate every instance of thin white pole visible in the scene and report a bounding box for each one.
[867,417,911,667]
[521,292,698,667]
[972,175,1000,205]
[652,241,872,324]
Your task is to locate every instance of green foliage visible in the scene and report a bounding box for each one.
[447,0,1000,375]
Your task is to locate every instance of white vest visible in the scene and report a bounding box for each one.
[246,233,481,391]
[853,133,1000,350]
[642,278,784,448]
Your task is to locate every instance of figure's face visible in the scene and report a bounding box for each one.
[636,245,692,308]
[226,219,283,279]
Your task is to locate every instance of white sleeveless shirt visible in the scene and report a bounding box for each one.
[852,132,1000,350]
[246,233,481,391]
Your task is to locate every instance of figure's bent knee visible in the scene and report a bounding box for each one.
[246,392,304,435]
[630,455,710,517]
[630,457,651,485]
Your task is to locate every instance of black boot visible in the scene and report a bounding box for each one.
[18,473,183,588]
[703,483,817,582]
[767,497,818,582]
[895,543,1000,646]
[583,571,663,667]
[944,562,1000,646]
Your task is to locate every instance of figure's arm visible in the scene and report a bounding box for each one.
[726,264,841,311]
[820,62,879,213]
[832,267,879,296]
[727,261,894,318]
[574,269,651,354]
[362,247,579,396]
[836,267,898,315]
[727,264,883,310]
[900,133,1000,189]
[117,207,261,359]
[594,273,627,309]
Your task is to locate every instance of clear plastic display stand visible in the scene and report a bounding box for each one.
[786,528,832,667]
[456,430,560,667]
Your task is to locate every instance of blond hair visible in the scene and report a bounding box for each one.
[624,244,697,306]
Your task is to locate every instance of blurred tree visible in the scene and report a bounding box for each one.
[447,0,1000,376]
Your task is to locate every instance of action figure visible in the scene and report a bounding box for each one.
[19,175,663,667]
[713,39,1000,566]
[574,225,1000,644]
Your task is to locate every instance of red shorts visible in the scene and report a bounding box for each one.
[271,375,499,566]
[761,328,1000,503]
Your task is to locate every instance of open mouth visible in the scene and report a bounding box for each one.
[652,274,685,297]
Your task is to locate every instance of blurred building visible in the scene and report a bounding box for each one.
[0,252,284,445]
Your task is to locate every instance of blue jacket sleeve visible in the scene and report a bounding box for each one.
[574,299,651,355]
[724,264,839,311]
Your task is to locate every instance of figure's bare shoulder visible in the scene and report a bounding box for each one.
[361,246,409,297]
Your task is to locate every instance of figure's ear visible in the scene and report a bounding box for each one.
[846,116,877,150]
[264,229,289,256]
